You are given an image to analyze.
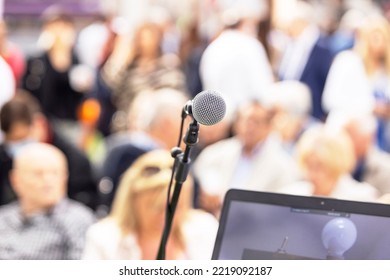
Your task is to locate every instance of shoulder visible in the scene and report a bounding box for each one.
[0,202,19,218]
[367,148,390,166]
[59,199,96,224]
[108,143,146,160]
[182,210,219,260]
[86,218,121,240]
[184,209,219,229]
[278,181,314,196]
[333,50,362,65]
[262,137,296,163]
[336,176,379,201]
[200,137,239,154]
[195,138,240,166]
[0,202,20,231]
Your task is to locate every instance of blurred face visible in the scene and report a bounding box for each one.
[46,20,76,49]
[303,150,339,196]
[5,121,32,142]
[235,104,271,151]
[137,27,161,57]
[368,29,387,59]
[133,188,166,233]
[273,110,303,142]
[287,18,306,38]
[11,149,67,213]
[132,174,191,234]
[304,153,331,187]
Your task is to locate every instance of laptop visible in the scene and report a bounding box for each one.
[212,189,390,260]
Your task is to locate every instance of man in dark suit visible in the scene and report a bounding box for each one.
[277,0,333,121]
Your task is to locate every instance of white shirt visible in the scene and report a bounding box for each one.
[0,56,15,109]
[278,25,320,80]
[0,57,15,143]
[200,29,273,117]
[194,136,300,199]
[82,210,218,260]
[322,50,376,114]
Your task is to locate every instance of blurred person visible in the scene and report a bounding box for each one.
[277,0,333,120]
[327,112,390,196]
[102,21,186,131]
[88,16,119,137]
[97,88,188,214]
[0,142,95,259]
[323,15,390,152]
[22,12,91,144]
[0,91,97,209]
[76,15,111,70]
[0,20,25,86]
[280,125,379,202]
[179,20,207,99]
[325,8,364,55]
[0,55,14,105]
[193,100,300,216]
[147,5,181,55]
[0,55,14,115]
[83,149,218,260]
[200,3,273,117]
[264,80,317,154]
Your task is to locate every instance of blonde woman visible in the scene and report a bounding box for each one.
[280,125,379,202]
[323,14,390,151]
[82,150,218,260]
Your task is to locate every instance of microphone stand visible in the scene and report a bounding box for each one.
[156,120,199,260]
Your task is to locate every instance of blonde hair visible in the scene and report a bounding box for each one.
[109,149,192,243]
[354,15,390,76]
[297,125,356,180]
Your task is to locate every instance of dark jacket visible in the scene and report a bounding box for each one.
[22,52,84,121]
[299,37,334,120]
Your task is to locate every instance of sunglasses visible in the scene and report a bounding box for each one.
[140,165,173,177]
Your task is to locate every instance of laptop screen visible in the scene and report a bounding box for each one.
[212,189,390,260]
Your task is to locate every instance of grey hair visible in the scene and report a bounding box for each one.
[129,88,188,130]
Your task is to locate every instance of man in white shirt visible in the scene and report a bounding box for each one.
[200,5,273,118]
[194,101,300,216]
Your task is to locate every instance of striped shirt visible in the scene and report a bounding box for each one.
[0,198,95,260]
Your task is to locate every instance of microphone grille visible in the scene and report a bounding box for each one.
[192,90,226,126]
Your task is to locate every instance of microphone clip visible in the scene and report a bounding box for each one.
[182,101,193,119]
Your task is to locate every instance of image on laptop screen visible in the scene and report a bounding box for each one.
[212,189,390,260]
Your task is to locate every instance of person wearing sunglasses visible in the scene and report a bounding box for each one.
[82,149,218,260]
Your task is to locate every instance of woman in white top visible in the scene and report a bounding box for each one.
[280,125,379,202]
[82,149,218,260]
[323,15,390,151]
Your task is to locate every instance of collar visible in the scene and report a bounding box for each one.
[15,198,68,226]
[295,25,320,48]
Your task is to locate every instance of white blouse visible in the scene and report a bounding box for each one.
[82,209,219,260]
[322,50,375,114]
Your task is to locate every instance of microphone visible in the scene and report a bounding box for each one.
[184,90,226,125]
[157,90,226,260]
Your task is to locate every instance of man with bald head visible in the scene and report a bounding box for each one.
[0,142,95,259]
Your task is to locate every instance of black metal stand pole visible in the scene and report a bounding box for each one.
[156,121,199,260]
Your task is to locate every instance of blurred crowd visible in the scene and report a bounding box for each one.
[1,0,390,260]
